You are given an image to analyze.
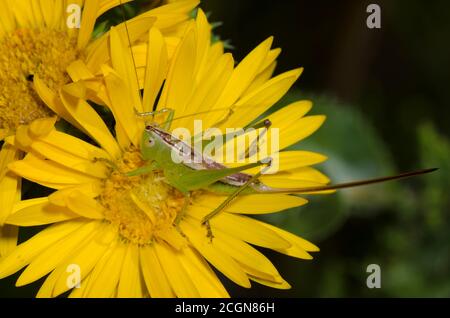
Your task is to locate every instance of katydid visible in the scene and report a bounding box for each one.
[115,4,436,239]
[128,108,436,239]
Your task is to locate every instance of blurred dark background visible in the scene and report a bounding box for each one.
[1,0,449,297]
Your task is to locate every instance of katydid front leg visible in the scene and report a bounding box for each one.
[173,192,191,237]
[125,161,158,177]
[135,108,175,130]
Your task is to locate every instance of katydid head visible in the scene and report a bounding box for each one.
[141,125,164,161]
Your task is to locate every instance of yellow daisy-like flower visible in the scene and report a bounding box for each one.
[0,0,199,256]
[0,10,328,297]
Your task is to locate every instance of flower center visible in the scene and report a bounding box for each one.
[0,28,80,135]
[99,148,186,245]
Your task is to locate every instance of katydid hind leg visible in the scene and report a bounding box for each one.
[202,169,266,241]
[179,159,270,192]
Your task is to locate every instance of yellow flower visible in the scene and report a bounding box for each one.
[0,10,328,297]
[0,0,199,256]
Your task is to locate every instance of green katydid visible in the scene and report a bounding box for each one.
[127,108,436,239]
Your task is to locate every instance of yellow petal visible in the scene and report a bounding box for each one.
[65,190,105,219]
[77,0,100,49]
[0,1,15,32]
[0,220,86,279]
[188,211,291,250]
[198,40,224,81]
[279,115,326,150]
[69,273,92,298]
[181,218,251,288]
[0,144,19,187]
[0,171,19,225]
[158,23,196,115]
[142,0,199,30]
[157,227,187,251]
[242,60,277,97]
[67,59,95,82]
[49,0,63,29]
[175,53,234,131]
[33,76,81,131]
[255,101,324,150]
[217,100,317,159]
[36,264,64,298]
[220,68,303,129]
[39,0,53,28]
[276,151,327,171]
[143,27,168,112]
[204,37,273,126]
[31,140,109,179]
[277,166,330,184]
[11,0,35,28]
[28,117,57,138]
[0,225,18,258]
[8,154,99,187]
[59,90,121,159]
[85,17,155,74]
[109,27,142,112]
[15,125,33,149]
[260,48,282,73]
[177,247,229,298]
[195,193,307,215]
[16,220,101,286]
[114,121,132,150]
[11,197,49,212]
[260,221,319,259]
[48,183,103,208]
[41,130,111,162]
[250,276,291,290]
[83,240,126,298]
[62,81,87,99]
[153,241,201,297]
[117,243,144,298]
[51,223,118,297]
[7,200,79,226]
[212,229,283,283]
[259,176,332,195]
[193,9,212,79]
[98,0,131,17]
[140,245,175,298]
[102,67,142,147]
[227,150,327,175]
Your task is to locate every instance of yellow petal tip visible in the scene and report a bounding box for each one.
[29,117,57,138]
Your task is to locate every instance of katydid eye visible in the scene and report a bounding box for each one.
[147,138,155,147]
